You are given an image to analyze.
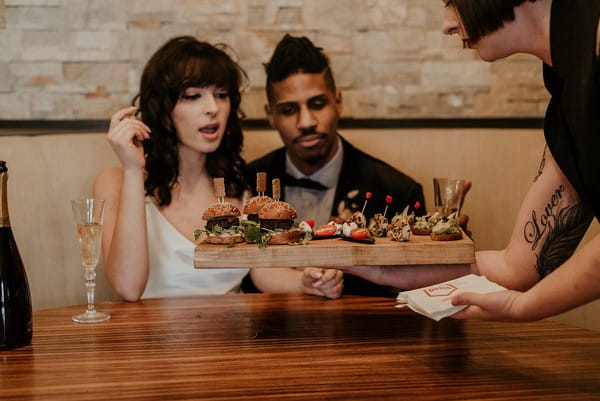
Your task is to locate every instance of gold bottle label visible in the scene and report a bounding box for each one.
[0,172,9,227]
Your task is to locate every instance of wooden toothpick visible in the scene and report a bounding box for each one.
[257,172,267,196]
[272,178,281,201]
[214,177,225,203]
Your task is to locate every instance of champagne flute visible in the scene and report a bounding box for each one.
[70,198,110,323]
[433,178,465,217]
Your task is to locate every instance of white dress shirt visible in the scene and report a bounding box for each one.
[284,137,343,226]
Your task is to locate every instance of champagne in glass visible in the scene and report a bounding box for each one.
[77,223,103,268]
[71,198,110,323]
[433,178,465,217]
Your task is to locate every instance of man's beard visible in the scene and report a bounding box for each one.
[303,152,327,165]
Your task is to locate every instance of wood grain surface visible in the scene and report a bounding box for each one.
[195,234,475,268]
[1,294,599,400]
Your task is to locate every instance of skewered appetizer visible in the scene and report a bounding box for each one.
[351,210,367,228]
[410,212,442,235]
[368,213,388,237]
[430,217,463,241]
[257,178,302,245]
[389,206,412,242]
[243,172,272,223]
[195,178,245,245]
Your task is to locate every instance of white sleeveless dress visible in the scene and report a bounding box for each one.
[142,199,249,299]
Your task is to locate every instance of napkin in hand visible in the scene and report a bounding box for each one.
[396,274,506,321]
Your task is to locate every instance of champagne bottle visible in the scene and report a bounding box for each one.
[0,161,33,350]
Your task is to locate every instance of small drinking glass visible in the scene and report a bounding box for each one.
[433,178,466,217]
[71,198,110,323]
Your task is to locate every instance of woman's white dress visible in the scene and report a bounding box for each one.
[142,199,248,299]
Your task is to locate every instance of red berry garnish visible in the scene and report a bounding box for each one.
[385,195,393,204]
[365,192,372,199]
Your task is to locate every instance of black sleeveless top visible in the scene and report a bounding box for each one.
[543,0,600,219]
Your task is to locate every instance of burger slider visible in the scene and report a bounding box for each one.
[242,172,273,222]
[257,178,302,245]
[195,178,245,245]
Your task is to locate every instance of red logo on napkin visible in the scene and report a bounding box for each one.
[424,284,458,297]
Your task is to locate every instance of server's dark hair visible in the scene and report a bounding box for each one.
[448,0,537,43]
[134,36,248,206]
[264,34,336,103]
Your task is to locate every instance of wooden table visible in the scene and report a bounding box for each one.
[1,294,599,400]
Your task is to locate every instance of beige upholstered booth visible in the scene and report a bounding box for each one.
[2,128,598,330]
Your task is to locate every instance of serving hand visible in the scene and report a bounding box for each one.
[450,289,527,321]
[107,106,151,170]
[303,267,343,299]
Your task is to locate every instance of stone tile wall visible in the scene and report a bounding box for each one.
[0,0,548,119]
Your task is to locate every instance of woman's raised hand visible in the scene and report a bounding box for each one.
[107,106,151,170]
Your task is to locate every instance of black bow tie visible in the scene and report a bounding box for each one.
[282,173,328,191]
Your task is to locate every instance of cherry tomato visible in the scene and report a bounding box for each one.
[306,219,315,228]
[350,228,370,239]
[314,224,337,237]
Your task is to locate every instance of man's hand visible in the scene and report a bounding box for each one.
[303,267,343,299]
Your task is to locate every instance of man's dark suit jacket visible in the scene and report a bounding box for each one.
[244,135,426,297]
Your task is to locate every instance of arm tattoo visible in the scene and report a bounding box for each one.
[524,187,593,278]
[533,146,547,183]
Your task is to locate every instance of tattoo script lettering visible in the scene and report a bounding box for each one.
[524,185,565,249]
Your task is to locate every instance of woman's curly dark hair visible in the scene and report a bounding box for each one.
[134,36,248,206]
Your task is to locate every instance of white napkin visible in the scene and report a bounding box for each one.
[396,274,506,321]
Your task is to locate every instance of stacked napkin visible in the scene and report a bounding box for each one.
[396,274,506,321]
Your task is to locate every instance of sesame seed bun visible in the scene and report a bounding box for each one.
[202,202,241,221]
[242,196,273,215]
[258,201,297,220]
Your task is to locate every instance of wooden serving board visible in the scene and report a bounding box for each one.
[194,232,474,269]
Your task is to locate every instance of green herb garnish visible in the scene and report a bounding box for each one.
[240,220,262,243]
